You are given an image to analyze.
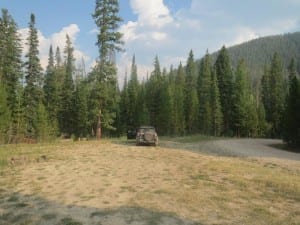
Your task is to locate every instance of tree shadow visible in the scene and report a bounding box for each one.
[0,189,202,225]
[268,143,300,153]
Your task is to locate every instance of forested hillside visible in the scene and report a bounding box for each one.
[210,32,300,82]
[0,3,299,148]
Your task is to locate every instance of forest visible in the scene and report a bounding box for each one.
[0,1,299,148]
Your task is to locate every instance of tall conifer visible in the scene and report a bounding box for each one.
[91,0,123,136]
[0,9,23,140]
[215,46,234,135]
[59,35,75,136]
[185,50,199,134]
[23,13,44,138]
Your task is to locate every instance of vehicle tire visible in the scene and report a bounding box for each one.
[144,133,153,141]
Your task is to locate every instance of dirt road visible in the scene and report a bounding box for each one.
[162,138,300,160]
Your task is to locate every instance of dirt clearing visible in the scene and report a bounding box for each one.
[0,139,299,225]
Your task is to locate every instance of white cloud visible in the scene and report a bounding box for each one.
[151,31,167,41]
[18,24,91,71]
[130,0,173,28]
[119,21,139,42]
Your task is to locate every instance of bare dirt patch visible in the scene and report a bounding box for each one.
[0,139,299,225]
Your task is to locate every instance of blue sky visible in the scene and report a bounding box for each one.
[1,0,300,84]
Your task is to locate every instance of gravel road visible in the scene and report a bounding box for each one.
[163,138,300,161]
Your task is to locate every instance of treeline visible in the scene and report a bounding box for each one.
[0,5,299,148]
[120,48,300,148]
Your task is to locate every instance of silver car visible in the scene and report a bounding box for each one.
[136,126,158,146]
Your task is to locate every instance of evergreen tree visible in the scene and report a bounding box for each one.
[36,103,52,142]
[0,9,23,139]
[283,59,300,148]
[59,35,75,136]
[158,74,174,135]
[54,46,66,97]
[198,51,212,134]
[268,52,285,137]
[174,63,186,135]
[55,46,62,67]
[43,45,59,134]
[127,55,139,129]
[210,69,223,136]
[136,80,150,127]
[91,0,123,137]
[73,81,89,139]
[185,50,199,134]
[261,65,271,123]
[233,60,258,137]
[146,56,163,132]
[0,84,11,143]
[23,13,44,138]
[215,46,234,135]
[119,73,129,134]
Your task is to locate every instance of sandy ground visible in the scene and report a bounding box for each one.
[0,139,299,225]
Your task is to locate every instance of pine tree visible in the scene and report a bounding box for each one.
[146,56,163,132]
[23,13,44,138]
[119,73,129,134]
[185,50,199,134]
[283,59,300,148]
[0,9,23,140]
[36,103,52,142]
[158,74,174,135]
[0,84,11,143]
[174,63,186,135]
[59,35,75,136]
[215,46,234,135]
[210,69,223,136]
[44,45,59,134]
[261,65,271,124]
[198,51,212,134]
[55,46,62,67]
[91,0,123,137]
[233,59,258,137]
[54,47,65,96]
[269,53,285,137]
[127,55,139,129]
[73,81,89,139]
[136,81,150,127]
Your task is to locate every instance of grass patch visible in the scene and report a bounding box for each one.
[80,195,95,201]
[58,217,82,225]
[7,194,19,202]
[14,202,29,208]
[42,213,57,220]
[190,174,211,181]
[153,189,169,194]
[9,213,31,224]
[0,212,14,221]
[120,186,136,192]
[90,211,107,218]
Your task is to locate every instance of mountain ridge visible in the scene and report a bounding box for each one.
[209,31,300,81]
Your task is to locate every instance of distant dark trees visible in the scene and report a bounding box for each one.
[283,59,300,148]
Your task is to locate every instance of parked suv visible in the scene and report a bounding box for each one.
[136,126,158,146]
[127,128,137,140]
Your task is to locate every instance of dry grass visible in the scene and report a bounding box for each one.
[0,139,299,225]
